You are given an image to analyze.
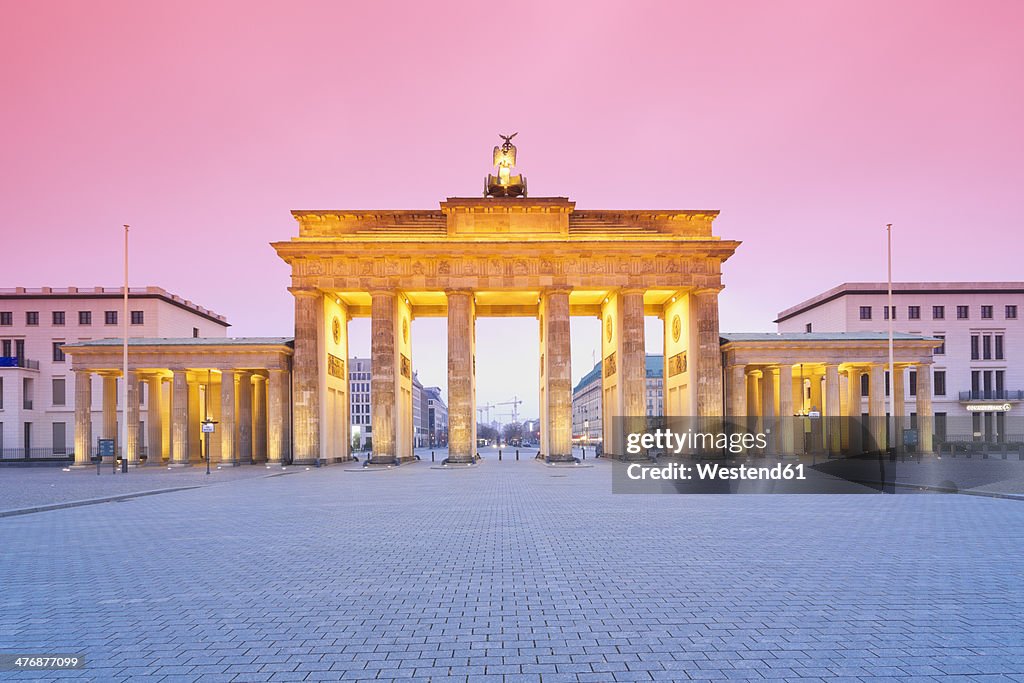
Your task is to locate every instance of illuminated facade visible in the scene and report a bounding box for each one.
[274,175,738,463]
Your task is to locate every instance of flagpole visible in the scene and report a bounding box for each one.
[887,224,895,456]
[122,224,129,471]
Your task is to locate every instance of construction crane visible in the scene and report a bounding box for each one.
[476,403,496,424]
[477,396,523,426]
[493,395,523,424]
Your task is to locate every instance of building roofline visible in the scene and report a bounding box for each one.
[0,286,229,327]
[775,282,1024,324]
[62,337,290,349]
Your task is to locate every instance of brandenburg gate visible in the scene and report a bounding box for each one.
[272,138,740,465]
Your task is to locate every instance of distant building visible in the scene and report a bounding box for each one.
[424,386,448,447]
[777,282,1024,442]
[0,286,228,459]
[572,354,663,443]
[412,372,428,448]
[348,357,372,449]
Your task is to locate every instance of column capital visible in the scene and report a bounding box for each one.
[444,288,475,297]
[692,286,724,297]
[619,287,645,296]
[288,287,321,298]
[368,288,399,299]
[540,287,572,297]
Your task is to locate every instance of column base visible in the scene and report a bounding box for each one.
[545,453,580,464]
[167,462,192,468]
[69,463,95,470]
[218,461,239,467]
[145,459,166,466]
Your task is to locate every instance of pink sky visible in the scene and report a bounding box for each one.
[2,1,1022,419]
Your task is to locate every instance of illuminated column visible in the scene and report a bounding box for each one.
[219,370,237,466]
[71,370,93,468]
[868,364,886,450]
[102,373,118,448]
[370,291,412,464]
[237,371,253,464]
[760,367,775,453]
[846,367,863,454]
[146,375,163,465]
[620,289,646,420]
[916,364,934,454]
[824,364,842,454]
[291,288,321,465]
[777,364,794,455]
[809,371,823,413]
[447,290,476,463]
[690,288,724,417]
[187,376,200,462]
[170,369,190,467]
[253,375,267,463]
[727,365,747,417]
[747,372,760,423]
[542,289,573,461]
[267,368,287,466]
[892,365,907,444]
[125,370,140,467]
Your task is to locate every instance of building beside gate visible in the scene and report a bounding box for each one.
[0,286,227,460]
[776,282,1024,443]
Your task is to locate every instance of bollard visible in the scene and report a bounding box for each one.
[498,450,502,461]
[431,451,435,462]
[515,449,519,461]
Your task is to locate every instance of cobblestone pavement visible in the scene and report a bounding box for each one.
[0,464,284,514]
[1,459,1023,682]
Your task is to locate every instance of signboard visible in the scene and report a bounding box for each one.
[97,439,115,457]
[902,428,919,447]
[966,403,1012,412]
[327,353,345,379]
[201,422,216,433]
[808,410,821,419]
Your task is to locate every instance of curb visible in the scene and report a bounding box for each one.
[0,485,203,518]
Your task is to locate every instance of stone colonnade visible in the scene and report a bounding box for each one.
[63,341,294,469]
[721,336,941,454]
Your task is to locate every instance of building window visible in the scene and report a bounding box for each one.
[52,422,66,455]
[859,306,872,320]
[956,305,969,319]
[860,373,869,397]
[934,334,945,355]
[105,311,119,325]
[883,306,895,320]
[0,377,3,409]
[26,311,39,326]
[909,370,917,396]
[52,342,65,362]
[971,334,980,360]
[995,334,1004,360]
[52,378,66,406]
[130,310,144,325]
[805,322,812,333]
[79,311,91,325]
[52,311,65,326]
[1006,305,1018,319]
[0,311,11,326]
[908,306,920,320]
[981,305,993,319]
[192,327,199,338]
[934,370,946,396]
[983,335,992,360]
[932,305,944,320]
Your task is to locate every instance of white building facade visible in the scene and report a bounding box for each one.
[777,282,1024,443]
[348,356,372,450]
[573,354,664,444]
[0,286,228,459]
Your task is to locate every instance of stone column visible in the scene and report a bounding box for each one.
[370,291,398,464]
[824,364,842,454]
[809,372,824,413]
[170,369,190,467]
[447,290,476,463]
[542,289,573,461]
[620,289,646,419]
[146,375,163,465]
[71,370,93,468]
[916,364,934,454]
[125,370,140,467]
[102,374,118,454]
[253,375,267,463]
[846,367,863,454]
[291,289,321,465]
[727,365,747,417]
[747,372,760,422]
[777,364,794,455]
[237,371,253,464]
[267,368,287,466]
[892,366,907,448]
[219,370,237,466]
[691,288,724,417]
[868,364,887,451]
